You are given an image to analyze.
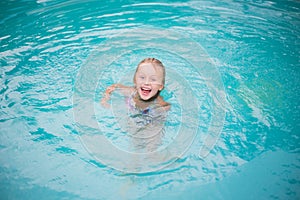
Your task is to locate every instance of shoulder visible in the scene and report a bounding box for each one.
[157,95,171,111]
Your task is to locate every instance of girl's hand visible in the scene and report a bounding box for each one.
[105,84,117,95]
[100,84,118,108]
[101,96,110,108]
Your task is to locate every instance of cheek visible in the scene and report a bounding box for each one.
[134,77,140,85]
[154,85,163,91]
[135,79,142,86]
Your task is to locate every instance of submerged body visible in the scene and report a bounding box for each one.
[101,58,170,152]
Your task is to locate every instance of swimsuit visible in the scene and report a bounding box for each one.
[126,91,165,127]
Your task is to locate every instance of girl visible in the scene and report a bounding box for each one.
[101,58,170,152]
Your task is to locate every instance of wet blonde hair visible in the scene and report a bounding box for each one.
[133,58,166,85]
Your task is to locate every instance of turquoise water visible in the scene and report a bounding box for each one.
[1,0,299,199]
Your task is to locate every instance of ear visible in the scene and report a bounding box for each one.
[159,85,164,91]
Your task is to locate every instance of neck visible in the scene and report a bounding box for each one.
[134,91,159,109]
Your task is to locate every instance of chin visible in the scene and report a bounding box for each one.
[138,93,152,101]
[138,90,159,102]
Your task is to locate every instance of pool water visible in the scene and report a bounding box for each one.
[1,0,299,199]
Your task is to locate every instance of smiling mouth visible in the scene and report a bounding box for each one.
[140,87,151,96]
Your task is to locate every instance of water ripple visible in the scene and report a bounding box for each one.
[0,0,299,199]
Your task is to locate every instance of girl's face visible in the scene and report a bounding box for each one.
[134,63,164,101]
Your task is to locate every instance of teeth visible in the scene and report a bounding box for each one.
[142,87,151,91]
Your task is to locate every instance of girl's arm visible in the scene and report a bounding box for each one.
[101,84,134,107]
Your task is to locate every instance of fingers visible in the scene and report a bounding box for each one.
[101,84,116,108]
[101,84,119,108]
[105,87,113,93]
[101,96,111,108]
[105,84,117,94]
[101,100,110,108]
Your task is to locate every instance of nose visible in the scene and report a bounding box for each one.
[144,77,150,85]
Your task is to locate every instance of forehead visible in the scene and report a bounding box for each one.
[137,63,163,76]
